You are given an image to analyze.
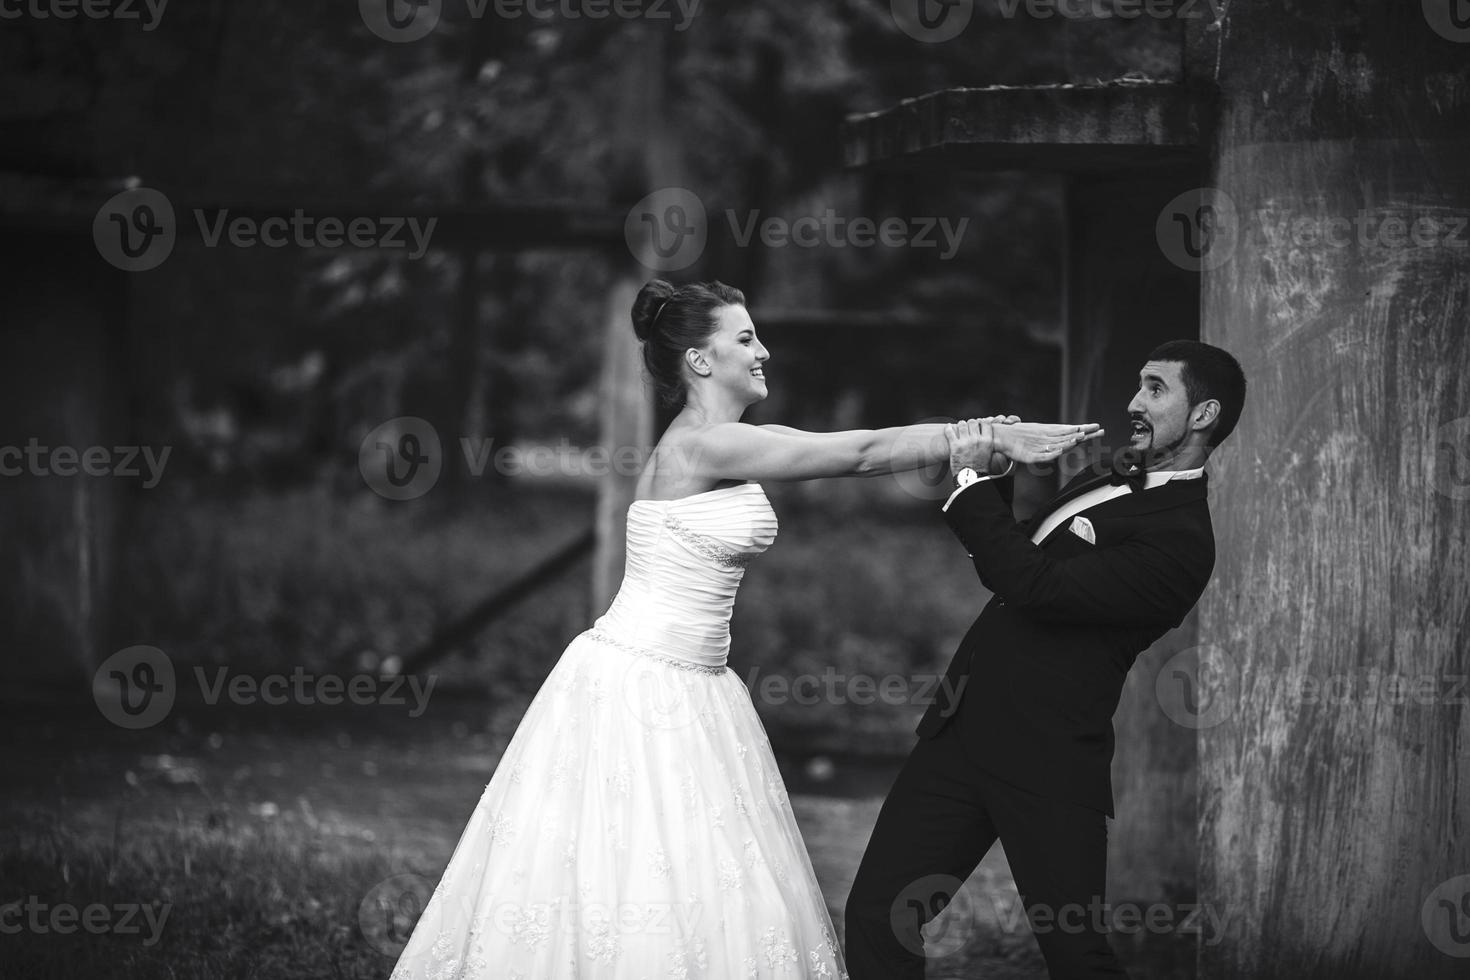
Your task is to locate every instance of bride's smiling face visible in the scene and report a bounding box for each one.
[691,304,770,403]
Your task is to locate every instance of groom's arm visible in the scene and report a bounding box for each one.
[943,481,1212,628]
[941,460,1017,513]
[937,469,1016,596]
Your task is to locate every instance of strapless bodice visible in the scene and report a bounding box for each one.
[587,483,777,670]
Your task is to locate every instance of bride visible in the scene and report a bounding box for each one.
[389,279,1100,979]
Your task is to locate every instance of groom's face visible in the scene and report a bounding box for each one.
[1126,360,1192,455]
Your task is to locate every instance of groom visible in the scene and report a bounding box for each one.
[845,340,1246,979]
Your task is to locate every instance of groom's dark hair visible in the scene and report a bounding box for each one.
[1147,340,1246,449]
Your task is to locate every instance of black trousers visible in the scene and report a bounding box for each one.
[844,717,1129,979]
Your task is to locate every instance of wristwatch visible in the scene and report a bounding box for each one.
[955,466,980,489]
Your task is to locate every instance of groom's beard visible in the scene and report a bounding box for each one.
[1138,429,1189,470]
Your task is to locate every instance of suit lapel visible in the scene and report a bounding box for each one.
[1032,471,1210,546]
[1028,468,1113,532]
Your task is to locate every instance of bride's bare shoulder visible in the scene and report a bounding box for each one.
[639,424,749,500]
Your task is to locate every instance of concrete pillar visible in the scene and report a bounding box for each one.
[1197,2,1470,975]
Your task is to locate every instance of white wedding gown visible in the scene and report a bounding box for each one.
[391,482,848,979]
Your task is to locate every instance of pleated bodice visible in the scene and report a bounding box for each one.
[589,482,777,670]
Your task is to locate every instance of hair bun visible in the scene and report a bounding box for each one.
[631,279,676,342]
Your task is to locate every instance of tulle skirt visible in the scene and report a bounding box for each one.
[389,629,848,979]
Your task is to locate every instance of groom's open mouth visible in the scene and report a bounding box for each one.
[1129,418,1152,441]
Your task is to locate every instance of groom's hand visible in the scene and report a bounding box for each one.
[981,416,1018,473]
[948,416,1018,475]
[946,418,998,475]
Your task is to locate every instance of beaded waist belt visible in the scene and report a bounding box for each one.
[580,627,729,676]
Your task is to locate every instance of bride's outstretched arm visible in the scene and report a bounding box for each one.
[676,419,1100,483]
[669,422,937,482]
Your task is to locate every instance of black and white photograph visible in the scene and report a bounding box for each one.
[2,1,1468,977]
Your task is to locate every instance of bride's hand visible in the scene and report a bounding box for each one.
[986,420,1104,463]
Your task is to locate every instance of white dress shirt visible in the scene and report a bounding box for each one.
[942,462,1205,544]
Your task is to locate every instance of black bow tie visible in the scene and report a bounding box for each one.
[1107,449,1150,492]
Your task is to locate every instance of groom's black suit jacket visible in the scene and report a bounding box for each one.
[917,467,1215,817]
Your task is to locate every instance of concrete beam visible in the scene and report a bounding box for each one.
[842,82,1206,174]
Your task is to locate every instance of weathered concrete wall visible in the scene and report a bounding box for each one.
[1197,1,1470,976]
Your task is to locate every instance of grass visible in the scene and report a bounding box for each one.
[1,677,1202,980]
[1,481,1189,978]
[2,810,388,980]
[0,691,853,979]
[0,690,1060,980]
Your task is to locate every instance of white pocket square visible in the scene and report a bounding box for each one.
[1068,516,1096,544]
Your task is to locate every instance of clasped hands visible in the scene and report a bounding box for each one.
[944,416,1105,476]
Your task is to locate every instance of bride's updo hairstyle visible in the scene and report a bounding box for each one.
[631,278,747,410]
